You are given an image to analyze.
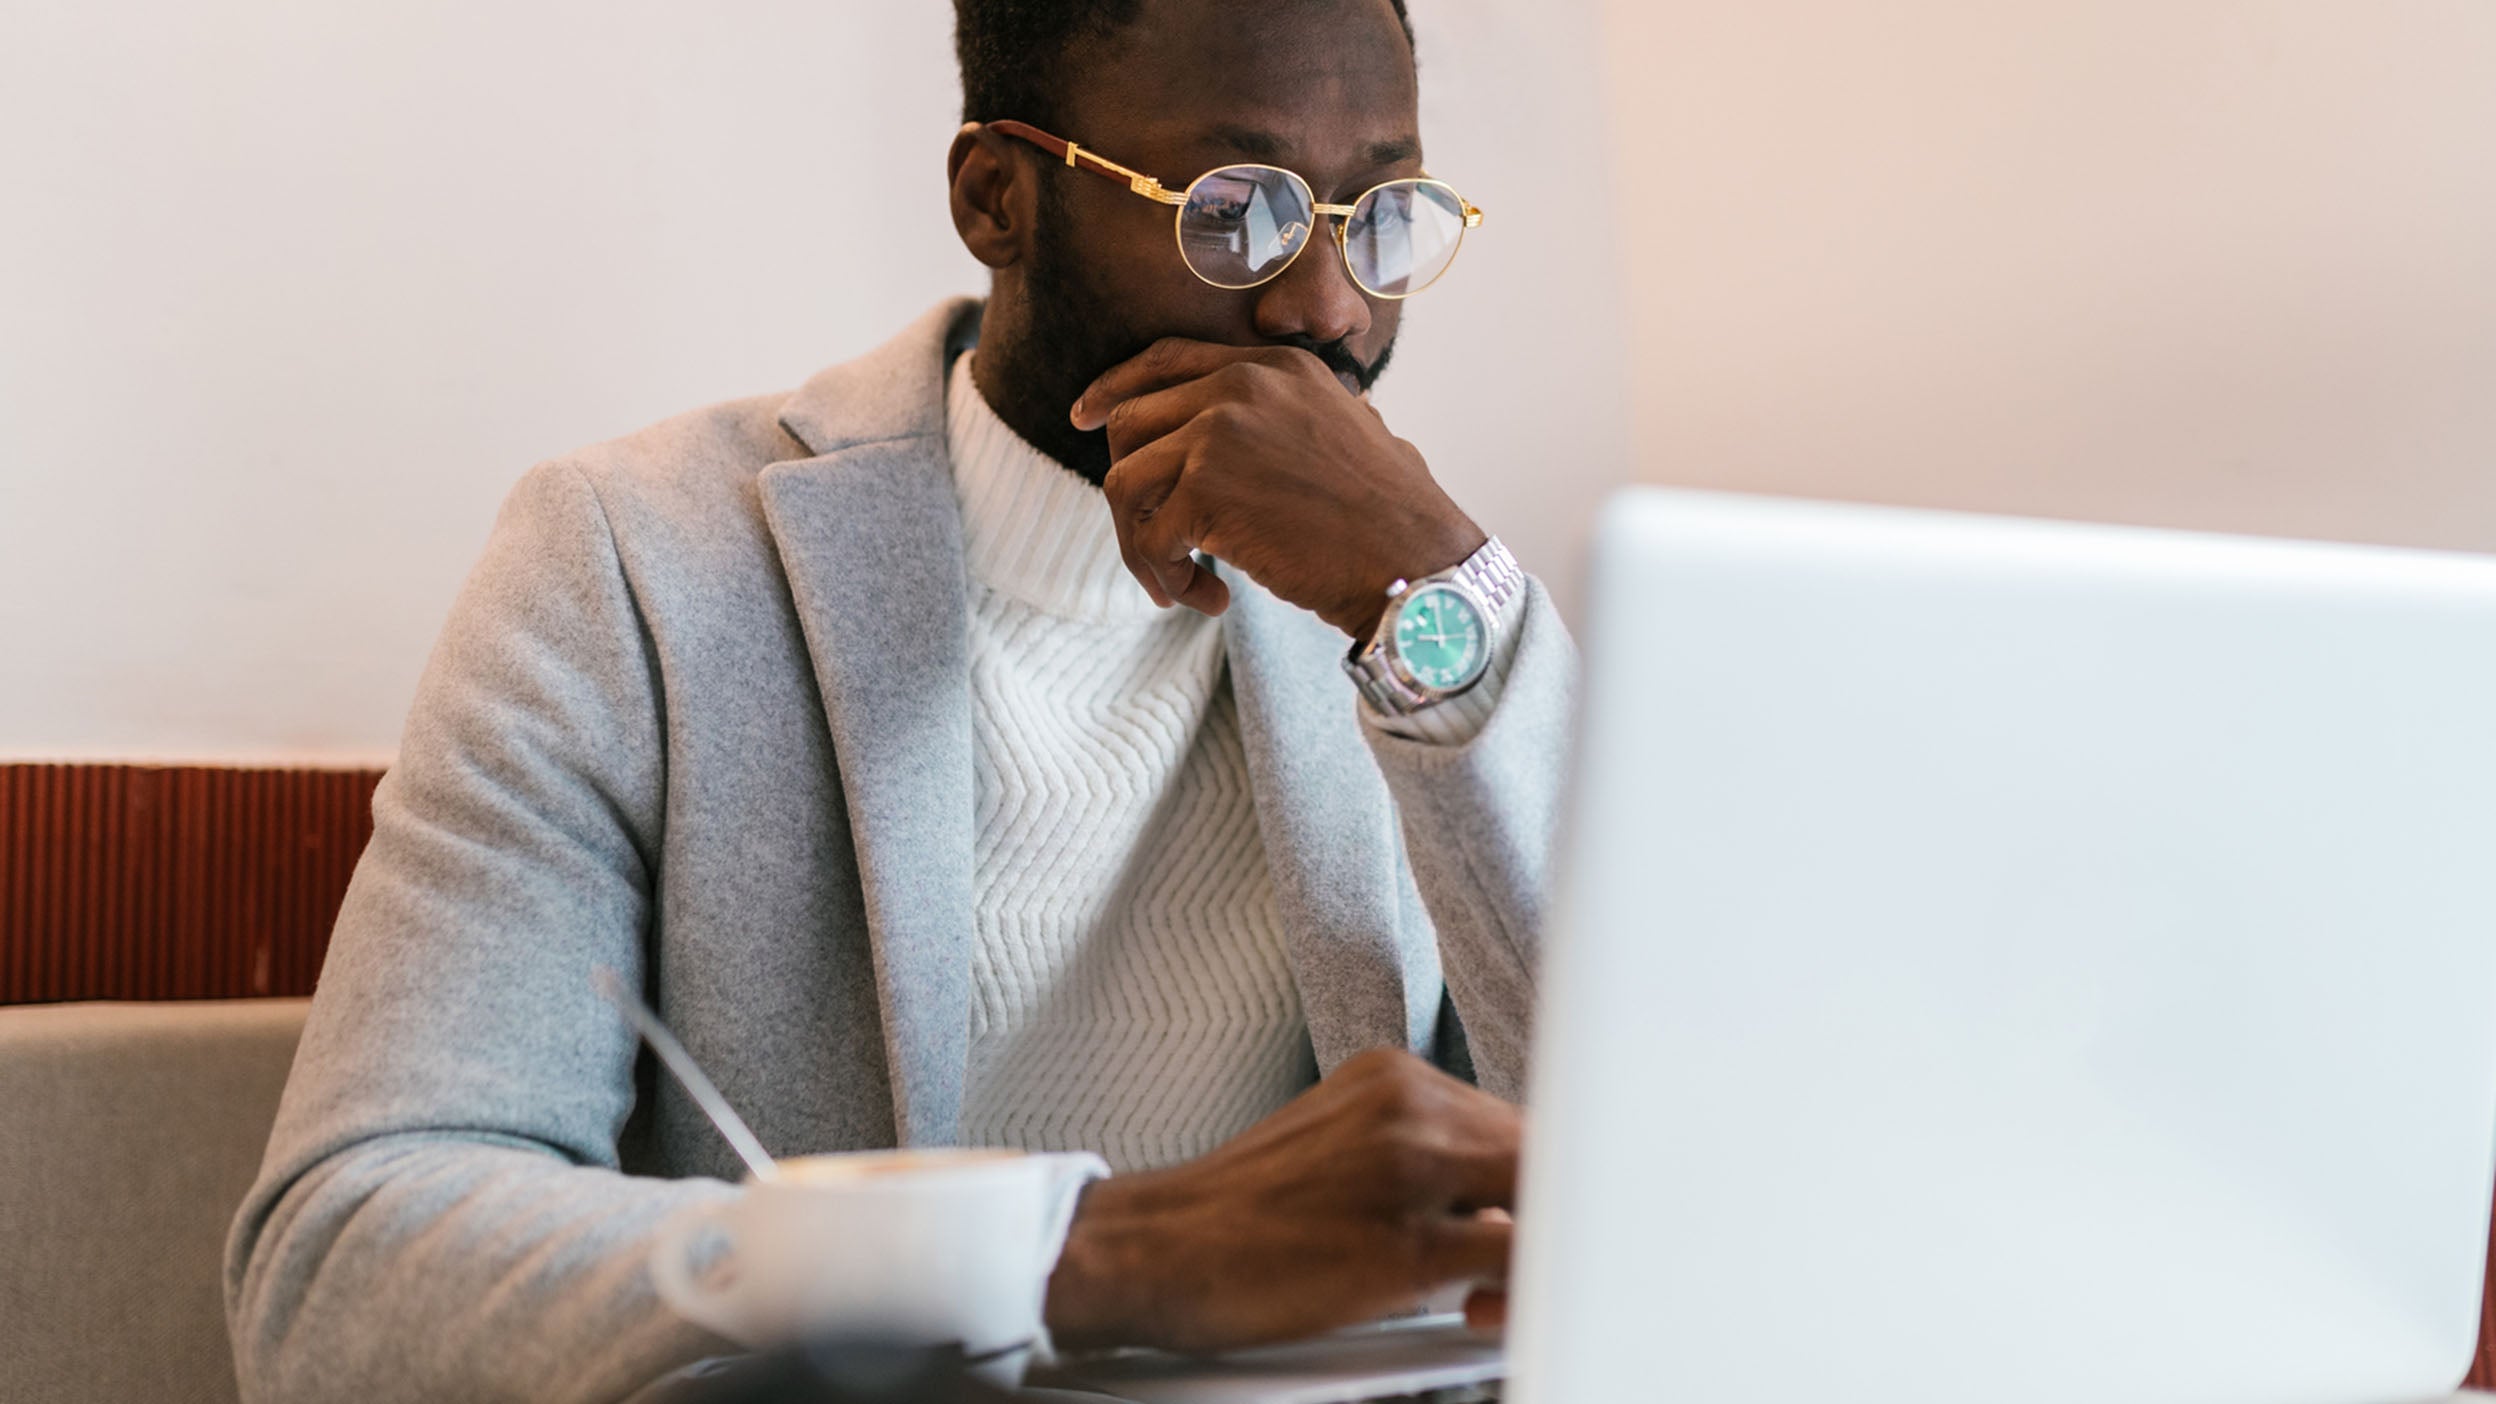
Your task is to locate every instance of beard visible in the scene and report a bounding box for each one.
[978,172,1397,489]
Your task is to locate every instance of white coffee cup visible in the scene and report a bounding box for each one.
[648,1147,1108,1385]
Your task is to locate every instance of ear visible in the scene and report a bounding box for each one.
[948,122,1032,271]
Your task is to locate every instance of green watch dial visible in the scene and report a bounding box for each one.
[1391,583,1488,692]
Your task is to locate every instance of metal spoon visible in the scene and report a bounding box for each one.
[592,966,780,1183]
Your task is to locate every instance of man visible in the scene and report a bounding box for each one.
[225,0,1575,1399]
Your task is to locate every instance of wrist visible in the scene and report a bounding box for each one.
[1343,533,1522,719]
[1339,519,1489,639]
[1043,1175,1158,1350]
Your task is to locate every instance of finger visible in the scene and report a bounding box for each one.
[1463,1288,1508,1332]
[1415,1211,1512,1287]
[1108,509,1168,609]
[1100,432,1185,520]
[1445,1149,1518,1213]
[1435,1105,1523,1212]
[1101,439,1189,607]
[1129,485,1228,616]
[1100,373,1238,464]
[1073,338,1294,430]
[1135,528,1196,611]
[1160,554,1232,618]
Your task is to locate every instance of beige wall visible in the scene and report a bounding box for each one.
[0,0,1623,762]
[1599,0,2496,552]
[0,3,982,763]
[8,1,2492,761]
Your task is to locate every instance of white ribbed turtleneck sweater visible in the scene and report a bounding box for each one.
[948,351,1315,1173]
[944,349,1525,1175]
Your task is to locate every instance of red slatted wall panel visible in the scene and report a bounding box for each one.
[0,762,381,1003]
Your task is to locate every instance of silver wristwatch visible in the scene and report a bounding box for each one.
[1343,536,1525,716]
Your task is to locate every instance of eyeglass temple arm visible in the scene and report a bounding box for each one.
[987,120,1189,206]
[987,119,1483,227]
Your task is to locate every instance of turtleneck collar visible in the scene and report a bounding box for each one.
[946,350,1172,624]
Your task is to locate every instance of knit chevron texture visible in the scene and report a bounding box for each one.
[947,352,1317,1173]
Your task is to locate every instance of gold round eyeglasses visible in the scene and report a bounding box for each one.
[989,120,1484,300]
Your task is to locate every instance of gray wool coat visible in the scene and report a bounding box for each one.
[223,298,1578,1404]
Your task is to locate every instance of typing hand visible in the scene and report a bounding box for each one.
[1042,1048,1518,1352]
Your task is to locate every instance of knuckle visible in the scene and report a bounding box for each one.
[1212,360,1267,393]
[1362,1102,1451,1171]
[1338,1045,1413,1088]
[1373,1047,1438,1097]
[1258,343,1320,372]
[1381,1122,1449,1189]
[1250,359,1303,396]
[1180,435,1222,482]
[1291,345,1331,374]
[1196,399,1248,436]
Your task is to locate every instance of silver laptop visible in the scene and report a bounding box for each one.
[1511,488,2496,1404]
[1050,487,2496,1404]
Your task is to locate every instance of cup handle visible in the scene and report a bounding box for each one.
[649,1200,743,1340]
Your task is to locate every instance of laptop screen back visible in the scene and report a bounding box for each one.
[1513,489,2496,1404]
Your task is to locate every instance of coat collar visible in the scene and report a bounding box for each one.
[776,298,982,457]
[754,298,1430,1145]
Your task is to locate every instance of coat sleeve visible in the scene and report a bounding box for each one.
[224,461,736,1404]
[1361,578,1579,1103]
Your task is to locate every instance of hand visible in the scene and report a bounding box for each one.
[1042,1047,1521,1352]
[1071,340,1488,639]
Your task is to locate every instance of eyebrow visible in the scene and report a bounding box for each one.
[1204,123,1423,171]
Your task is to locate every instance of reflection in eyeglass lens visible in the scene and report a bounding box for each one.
[1346,181,1466,298]
[1181,168,1313,287]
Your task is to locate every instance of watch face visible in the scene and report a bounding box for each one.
[1392,583,1488,692]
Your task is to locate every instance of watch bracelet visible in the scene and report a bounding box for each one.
[1454,536,1525,620]
[1344,536,1523,716]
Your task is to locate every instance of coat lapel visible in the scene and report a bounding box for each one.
[759,300,981,1147]
[1221,566,1443,1070]
[755,296,1438,1133]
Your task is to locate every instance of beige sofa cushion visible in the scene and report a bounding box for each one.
[0,999,308,1404]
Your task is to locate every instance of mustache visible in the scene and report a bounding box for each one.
[1274,333,1395,394]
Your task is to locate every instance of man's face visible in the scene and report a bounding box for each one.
[1004,0,1422,477]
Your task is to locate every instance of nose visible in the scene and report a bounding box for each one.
[1251,214,1373,348]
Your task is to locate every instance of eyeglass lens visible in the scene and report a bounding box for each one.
[1180,166,1317,289]
[1178,167,1468,297]
[1345,180,1468,298]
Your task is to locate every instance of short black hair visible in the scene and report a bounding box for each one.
[955,0,1415,130]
